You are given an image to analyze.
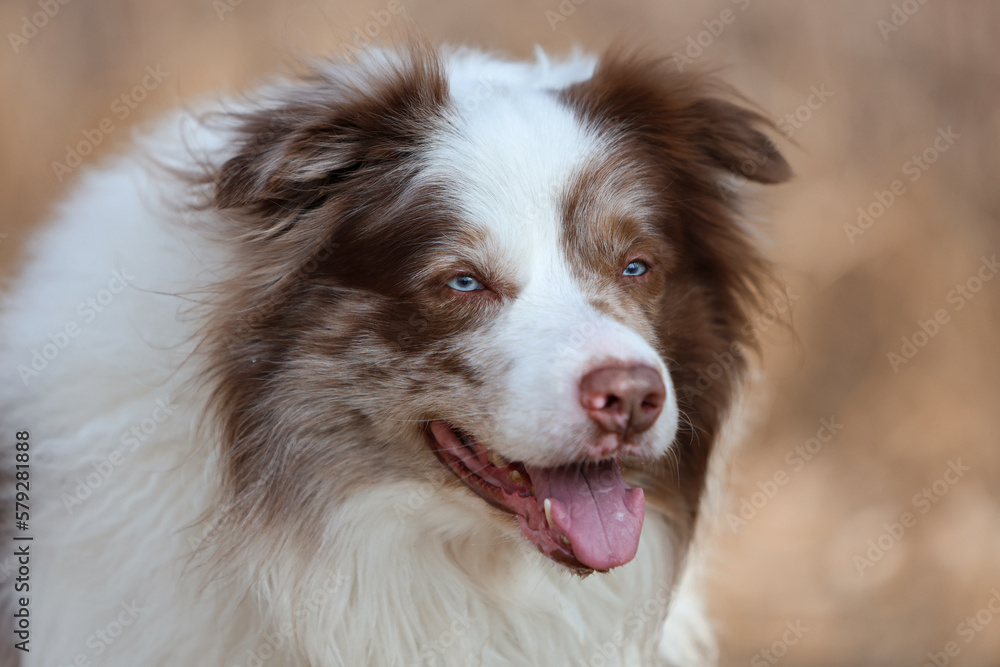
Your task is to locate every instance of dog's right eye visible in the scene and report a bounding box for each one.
[447,275,484,292]
[622,260,649,277]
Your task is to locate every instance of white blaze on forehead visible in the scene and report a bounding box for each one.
[424,52,662,280]
[423,77,600,276]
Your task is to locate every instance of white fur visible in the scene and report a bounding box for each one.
[0,50,717,667]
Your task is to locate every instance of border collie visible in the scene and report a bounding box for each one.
[0,41,789,666]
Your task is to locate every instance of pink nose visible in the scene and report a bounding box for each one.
[579,364,665,443]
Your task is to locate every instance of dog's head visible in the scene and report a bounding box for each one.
[200,44,789,573]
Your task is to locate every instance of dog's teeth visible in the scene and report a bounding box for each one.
[509,470,526,485]
[489,451,509,468]
[543,498,554,529]
[560,535,571,545]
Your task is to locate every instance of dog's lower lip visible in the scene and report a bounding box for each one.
[427,421,532,497]
[425,420,645,573]
[425,421,583,568]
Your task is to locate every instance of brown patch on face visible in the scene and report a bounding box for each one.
[189,43,514,568]
[558,48,791,550]
[560,157,676,330]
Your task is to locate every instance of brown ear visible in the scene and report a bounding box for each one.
[691,97,792,184]
[560,50,791,189]
[213,111,360,212]
[212,48,448,216]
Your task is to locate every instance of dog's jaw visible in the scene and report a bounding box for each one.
[427,420,646,572]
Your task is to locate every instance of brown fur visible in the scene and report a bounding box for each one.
[192,43,789,582]
[560,50,791,538]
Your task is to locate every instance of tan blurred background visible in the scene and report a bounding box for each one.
[3,1,999,665]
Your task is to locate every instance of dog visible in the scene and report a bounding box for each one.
[0,41,789,666]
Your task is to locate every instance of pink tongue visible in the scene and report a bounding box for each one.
[525,460,645,571]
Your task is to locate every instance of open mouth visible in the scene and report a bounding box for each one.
[426,420,645,573]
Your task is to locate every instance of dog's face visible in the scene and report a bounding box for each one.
[202,46,789,573]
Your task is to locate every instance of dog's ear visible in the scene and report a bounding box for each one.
[213,109,359,212]
[560,51,791,188]
[690,97,792,185]
[212,50,447,216]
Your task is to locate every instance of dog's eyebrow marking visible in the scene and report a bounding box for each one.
[557,154,665,282]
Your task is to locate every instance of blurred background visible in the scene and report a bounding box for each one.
[2,1,998,664]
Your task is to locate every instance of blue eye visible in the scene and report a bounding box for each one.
[447,275,484,292]
[622,260,648,277]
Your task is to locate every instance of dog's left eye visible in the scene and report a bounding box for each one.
[447,275,484,292]
[622,261,648,277]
